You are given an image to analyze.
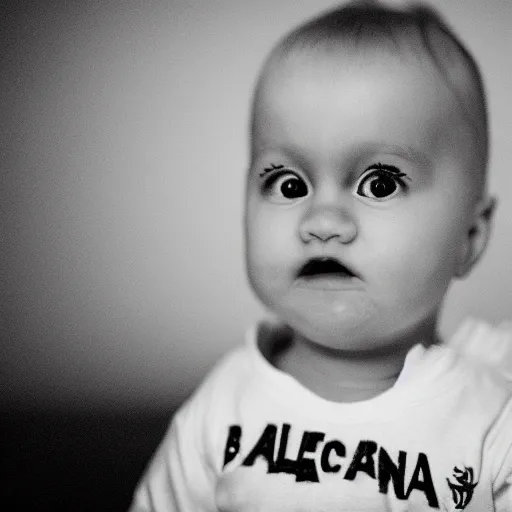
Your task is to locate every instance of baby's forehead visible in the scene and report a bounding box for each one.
[259,46,431,94]
[253,43,486,173]
[258,40,463,101]
[254,48,460,132]
[262,13,485,167]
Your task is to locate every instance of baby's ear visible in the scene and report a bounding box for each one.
[455,195,497,278]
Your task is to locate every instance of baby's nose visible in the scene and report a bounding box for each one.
[299,205,357,244]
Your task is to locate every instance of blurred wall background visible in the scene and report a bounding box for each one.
[2,0,511,414]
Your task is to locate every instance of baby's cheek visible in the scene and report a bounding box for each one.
[245,242,288,303]
[368,233,451,313]
[387,256,453,320]
[247,221,295,269]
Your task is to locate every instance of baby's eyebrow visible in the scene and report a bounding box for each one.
[366,143,433,169]
[259,163,285,177]
[252,143,433,177]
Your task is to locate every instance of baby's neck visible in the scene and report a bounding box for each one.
[274,327,439,403]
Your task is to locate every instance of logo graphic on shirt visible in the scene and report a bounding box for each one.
[446,466,478,510]
[223,423,480,510]
[223,423,440,508]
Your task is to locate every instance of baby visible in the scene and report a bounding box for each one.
[130,1,512,510]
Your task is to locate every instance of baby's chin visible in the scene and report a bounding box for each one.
[251,280,438,352]
[290,322,396,354]
[272,303,395,353]
[279,301,436,353]
[279,303,440,356]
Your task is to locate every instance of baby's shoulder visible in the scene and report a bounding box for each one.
[191,344,253,400]
[176,336,257,421]
[446,317,512,387]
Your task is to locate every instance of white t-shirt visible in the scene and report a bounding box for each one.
[130,319,512,512]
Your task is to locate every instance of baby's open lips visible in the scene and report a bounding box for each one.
[297,257,359,279]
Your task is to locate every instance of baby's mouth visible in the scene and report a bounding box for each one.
[297,257,358,280]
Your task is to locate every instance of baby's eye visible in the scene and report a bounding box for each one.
[355,165,408,201]
[262,171,309,202]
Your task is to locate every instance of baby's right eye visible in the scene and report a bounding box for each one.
[262,171,309,202]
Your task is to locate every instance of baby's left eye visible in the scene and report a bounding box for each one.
[355,167,408,201]
[261,170,309,203]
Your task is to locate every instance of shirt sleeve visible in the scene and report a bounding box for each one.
[448,319,512,387]
[128,395,218,512]
[494,442,512,512]
[492,398,512,512]
[128,346,246,512]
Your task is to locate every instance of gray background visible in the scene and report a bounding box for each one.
[2,0,511,415]
[2,1,511,509]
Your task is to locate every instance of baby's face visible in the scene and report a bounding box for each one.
[245,50,482,351]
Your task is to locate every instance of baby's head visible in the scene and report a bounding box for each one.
[244,0,495,352]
